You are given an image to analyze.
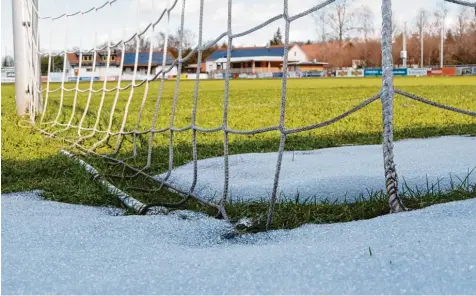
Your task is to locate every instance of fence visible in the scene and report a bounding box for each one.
[1,67,16,83]
[26,65,476,84]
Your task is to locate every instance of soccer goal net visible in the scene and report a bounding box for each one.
[12,0,476,228]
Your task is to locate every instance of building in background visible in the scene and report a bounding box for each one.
[63,50,177,81]
[1,67,16,83]
[65,50,122,81]
[286,61,328,72]
[122,51,177,80]
[205,44,309,75]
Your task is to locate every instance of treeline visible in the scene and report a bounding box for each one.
[308,0,476,68]
[306,24,476,68]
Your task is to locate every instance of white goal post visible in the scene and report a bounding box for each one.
[11,0,42,118]
[11,0,476,227]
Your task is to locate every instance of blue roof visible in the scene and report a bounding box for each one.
[123,52,174,66]
[206,46,285,61]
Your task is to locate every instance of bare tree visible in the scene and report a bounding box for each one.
[125,35,151,52]
[358,6,375,41]
[433,4,448,67]
[456,7,471,40]
[158,28,196,51]
[326,0,357,47]
[313,9,329,42]
[415,8,428,67]
[392,10,400,40]
[454,7,472,63]
[357,5,375,64]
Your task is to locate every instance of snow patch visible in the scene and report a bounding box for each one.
[2,191,476,294]
[156,136,476,203]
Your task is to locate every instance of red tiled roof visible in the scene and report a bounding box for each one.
[66,52,79,64]
[300,44,322,60]
[66,51,122,66]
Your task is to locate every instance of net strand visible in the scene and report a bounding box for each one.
[88,43,127,152]
[221,0,233,205]
[76,12,99,137]
[50,12,85,137]
[39,18,54,123]
[131,35,156,158]
[395,89,476,116]
[30,0,120,20]
[381,0,405,213]
[266,0,291,229]
[145,1,172,170]
[163,0,187,184]
[190,0,205,194]
[73,37,112,146]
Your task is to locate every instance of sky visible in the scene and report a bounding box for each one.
[1,0,464,58]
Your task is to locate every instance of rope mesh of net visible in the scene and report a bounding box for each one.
[30,0,121,20]
[444,0,476,15]
[24,0,476,227]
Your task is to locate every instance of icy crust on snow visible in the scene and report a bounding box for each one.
[156,136,476,203]
[2,191,476,294]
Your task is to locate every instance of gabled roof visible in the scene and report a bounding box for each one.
[123,51,175,66]
[67,51,121,67]
[66,50,175,67]
[300,41,354,61]
[66,53,79,65]
[206,46,286,61]
[300,43,321,60]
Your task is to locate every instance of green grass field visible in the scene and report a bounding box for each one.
[2,76,475,230]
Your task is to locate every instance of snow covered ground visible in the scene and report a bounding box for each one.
[2,190,476,294]
[157,136,476,203]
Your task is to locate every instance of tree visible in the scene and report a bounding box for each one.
[433,4,448,67]
[391,10,400,40]
[326,0,357,47]
[270,28,283,45]
[456,7,471,39]
[2,55,14,67]
[357,5,375,65]
[454,7,472,63]
[159,28,196,51]
[125,35,151,52]
[313,10,329,42]
[41,55,64,75]
[415,8,428,67]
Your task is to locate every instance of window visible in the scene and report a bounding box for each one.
[86,68,92,72]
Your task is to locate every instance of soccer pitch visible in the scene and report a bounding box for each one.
[2,76,475,229]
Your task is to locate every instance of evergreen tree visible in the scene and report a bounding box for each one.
[2,55,14,67]
[270,28,283,45]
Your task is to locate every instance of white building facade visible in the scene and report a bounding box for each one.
[205,44,309,74]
